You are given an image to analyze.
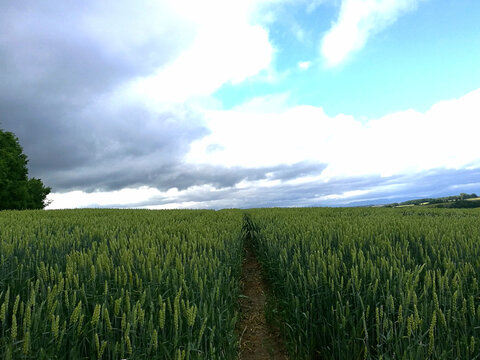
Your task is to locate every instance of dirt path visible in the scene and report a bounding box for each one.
[237,245,289,360]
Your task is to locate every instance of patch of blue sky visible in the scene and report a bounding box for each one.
[213,1,335,110]
[214,0,480,120]
[266,2,335,71]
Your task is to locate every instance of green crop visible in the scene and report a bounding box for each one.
[3,207,480,359]
[0,209,244,359]
[247,207,480,359]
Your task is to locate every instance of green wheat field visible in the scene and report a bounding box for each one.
[1,208,480,359]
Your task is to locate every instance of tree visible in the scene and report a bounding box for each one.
[0,129,51,210]
[27,178,52,209]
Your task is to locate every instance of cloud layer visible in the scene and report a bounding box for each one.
[48,167,480,209]
[44,87,480,209]
[1,1,478,210]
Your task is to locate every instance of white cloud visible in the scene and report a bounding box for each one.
[232,92,291,113]
[47,187,162,209]
[47,184,233,210]
[321,0,422,66]
[298,60,312,70]
[319,189,371,200]
[187,104,360,168]
[129,0,277,104]
[187,88,480,177]
[291,22,307,42]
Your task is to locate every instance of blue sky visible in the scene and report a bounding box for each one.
[216,0,480,118]
[1,0,480,209]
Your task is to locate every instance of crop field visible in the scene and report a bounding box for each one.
[248,208,480,359]
[1,207,480,359]
[0,209,244,359]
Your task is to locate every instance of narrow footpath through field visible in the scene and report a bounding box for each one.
[237,245,289,360]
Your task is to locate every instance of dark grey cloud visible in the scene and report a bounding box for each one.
[96,167,480,209]
[367,167,480,204]
[318,167,480,207]
[102,171,388,208]
[0,1,206,193]
[46,160,327,194]
[0,2,192,94]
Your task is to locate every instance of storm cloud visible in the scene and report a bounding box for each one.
[0,1,207,191]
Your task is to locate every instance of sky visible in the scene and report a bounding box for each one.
[1,0,480,209]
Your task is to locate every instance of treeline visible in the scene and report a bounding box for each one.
[0,129,51,210]
[434,200,480,209]
[386,193,478,207]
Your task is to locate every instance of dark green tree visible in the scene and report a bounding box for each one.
[0,129,51,210]
[27,178,52,209]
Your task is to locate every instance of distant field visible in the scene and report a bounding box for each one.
[2,208,480,359]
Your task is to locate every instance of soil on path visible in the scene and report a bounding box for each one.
[237,245,289,360]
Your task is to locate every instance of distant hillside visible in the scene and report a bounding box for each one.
[383,193,480,208]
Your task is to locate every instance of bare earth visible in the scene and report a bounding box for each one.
[237,246,290,360]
